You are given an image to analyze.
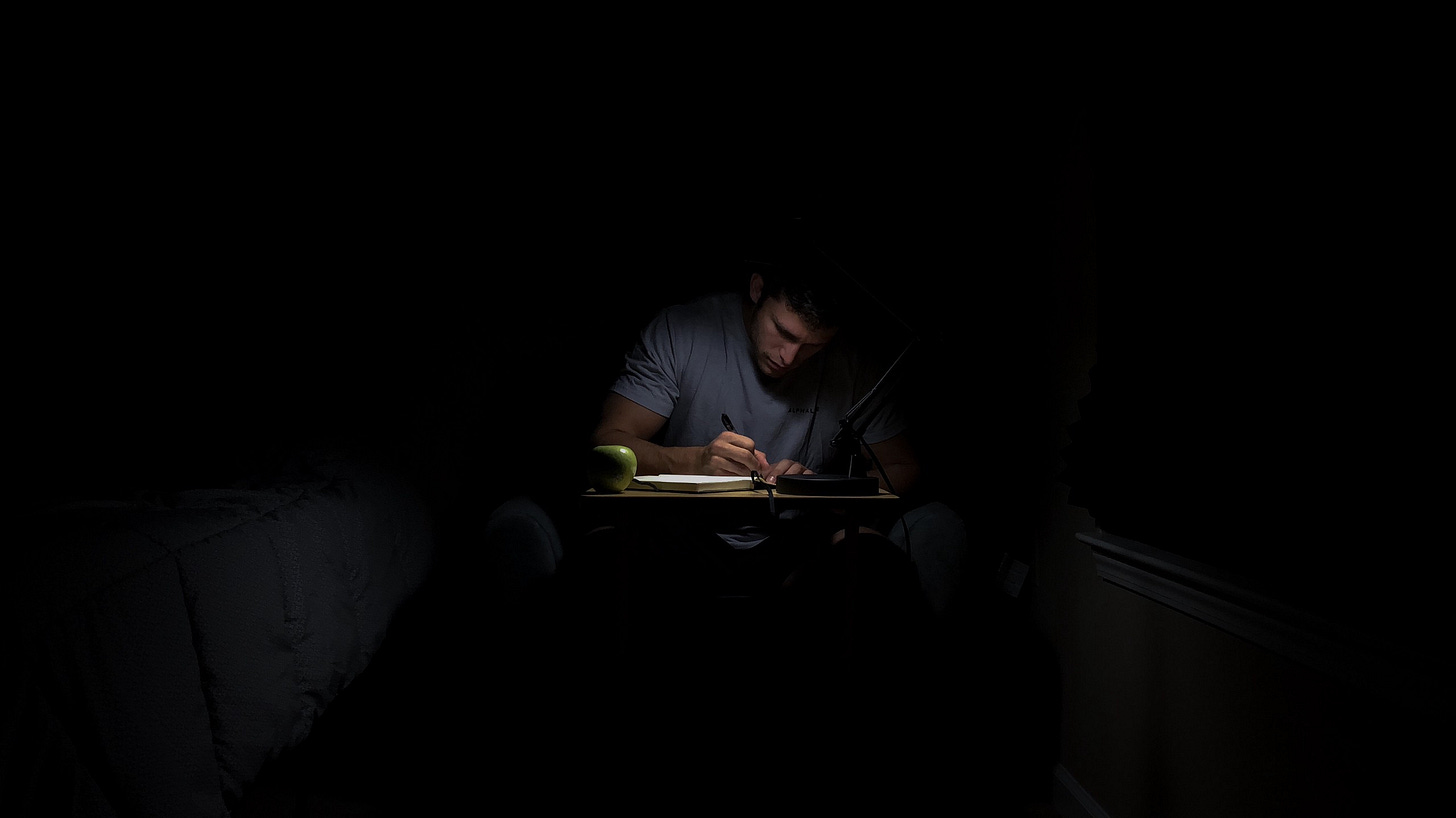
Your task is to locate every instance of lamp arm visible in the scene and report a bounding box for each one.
[834,335,918,446]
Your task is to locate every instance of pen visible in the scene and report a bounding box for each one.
[720,414,756,482]
[721,414,773,509]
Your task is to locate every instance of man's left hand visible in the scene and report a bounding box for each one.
[761,459,813,484]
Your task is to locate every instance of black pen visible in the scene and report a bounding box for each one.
[720,414,757,481]
[721,414,773,509]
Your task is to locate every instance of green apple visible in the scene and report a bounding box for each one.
[586,444,637,493]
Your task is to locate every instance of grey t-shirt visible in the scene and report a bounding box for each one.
[610,291,907,474]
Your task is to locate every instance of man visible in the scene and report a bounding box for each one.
[476,237,976,796]
[586,239,968,663]
[591,251,921,514]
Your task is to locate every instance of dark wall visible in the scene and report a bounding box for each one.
[14,217,712,508]
[1060,67,1445,656]
[15,73,1086,565]
[15,212,1062,545]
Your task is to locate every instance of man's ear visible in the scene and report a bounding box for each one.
[749,272,764,304]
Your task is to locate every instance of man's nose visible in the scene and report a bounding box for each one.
[781,343,803,365]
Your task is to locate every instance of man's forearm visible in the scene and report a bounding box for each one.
[591,432,698,476]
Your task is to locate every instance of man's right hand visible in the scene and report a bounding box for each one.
[706,431,772,477]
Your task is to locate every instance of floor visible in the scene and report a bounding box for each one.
[234,541,1063,817]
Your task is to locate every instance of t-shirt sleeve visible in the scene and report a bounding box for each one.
[861,396,909,445]
[609,308,679,419]
[851,351,911,446]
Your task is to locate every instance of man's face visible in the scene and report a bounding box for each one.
[747,276,838,379]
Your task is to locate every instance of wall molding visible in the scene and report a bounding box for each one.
[1052,763,1109,818]
[1078,530,1447,718]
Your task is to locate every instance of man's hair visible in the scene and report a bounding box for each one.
[752,245,859,332]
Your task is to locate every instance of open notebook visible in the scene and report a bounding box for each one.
[629,474,756,493]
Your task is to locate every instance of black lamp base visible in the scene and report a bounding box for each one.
[773,474,880,496]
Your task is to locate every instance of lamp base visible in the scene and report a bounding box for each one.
[773,474,880,496]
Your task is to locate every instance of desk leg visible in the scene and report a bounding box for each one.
[577,522,634,662]
[613,528,631,659]
[839,517,860,661]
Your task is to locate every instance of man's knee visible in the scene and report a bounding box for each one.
[480,495,564,604]
[886,501,969,616]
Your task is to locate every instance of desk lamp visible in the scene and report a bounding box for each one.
[772,230,920,498]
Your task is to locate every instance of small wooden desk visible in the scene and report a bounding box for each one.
[577,487,902,658]
[579,486,898,526]
[579,486,901,552]
[581,487,896,499]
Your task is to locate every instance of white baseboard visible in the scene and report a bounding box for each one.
[1052,763,1109,818]
[1077,530,1447,717]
